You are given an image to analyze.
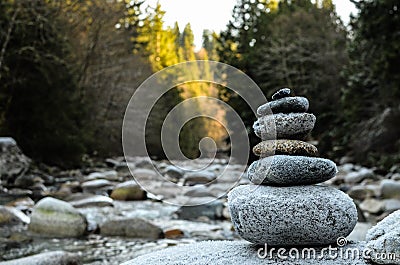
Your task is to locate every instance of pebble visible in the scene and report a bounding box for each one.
[81,179,114,194]
[252,139,318,157]
[228,184,357,246]
[69,195,114,208]
[184,171,217,185]
[177,199,223,220]
[247,155,337,185]
[163,166,185,181]
[347,185,375,201]
[110,180,146,201]
[86,170,118,181]
[366,210,400,264]
[359,198,384,214]
[343,168,375,184]
[380,179,400,199]
[164,228,184,239]
[271,88,291,100]
[28,197,87,237]
[132,168,158,181]
[382,199,400,213]
[257,97,309,116]
[253,113,316,140]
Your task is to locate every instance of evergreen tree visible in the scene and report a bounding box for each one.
[339,0,400,166]
[217,0,348,161]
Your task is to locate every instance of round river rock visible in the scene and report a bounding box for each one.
[247,155,336,185]
[253,113,316,140]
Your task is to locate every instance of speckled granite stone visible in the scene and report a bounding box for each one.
[253,140,318,157]
[228,185,358,246]
[271,88,291,101]
[257,97,309,116]
[247,155,336,185]
[253,113,316,140]
[121,240,369,265]
[366,210,400,264]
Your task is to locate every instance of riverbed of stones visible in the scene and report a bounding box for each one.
[1,137,400,264]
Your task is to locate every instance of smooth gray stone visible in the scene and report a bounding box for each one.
[28,197,87,238]
[228,185,358,246]
[99,217,163,239]
[253,113,316,140]
[247,155,337,185]
[271,88,291,100]
[257,97,309,116]
[0,251,80,265]
[121,240,369,265]
[366,210,400,264]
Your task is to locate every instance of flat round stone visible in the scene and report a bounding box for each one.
[257,97,309,116]
[253,113,316,140]
[271,88,291,100]
[247,155,336,185]
[121,240,368,265]
[228,185,358,246]
[253,140,318,157]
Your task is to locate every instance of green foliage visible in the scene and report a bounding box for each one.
[0,1,87,167]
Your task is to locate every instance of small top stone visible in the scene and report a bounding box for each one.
[271,88,291,101]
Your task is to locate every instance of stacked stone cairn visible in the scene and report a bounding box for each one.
[228,88,358,246]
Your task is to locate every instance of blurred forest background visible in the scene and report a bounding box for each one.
[0,0,399,169]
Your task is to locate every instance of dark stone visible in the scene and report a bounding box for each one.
[271,88,291,101]
[257,97,309,116]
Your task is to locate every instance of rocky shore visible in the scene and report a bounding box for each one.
[1,133,400,264]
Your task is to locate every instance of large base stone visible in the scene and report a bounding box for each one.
[228,185,358,246]
[121,240,369,265]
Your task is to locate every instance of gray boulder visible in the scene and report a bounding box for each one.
[366,210,400,264]
[176,198,223,220]
[253,113,316,140]
[100,217,163,239]
[247,155,337,185]
[28,197,87,237]
[121,240,369,265]
[0,137,31,185]
[0,250,80,265]
[380,179,400,199]
[228,184,357,246]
